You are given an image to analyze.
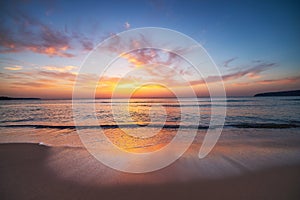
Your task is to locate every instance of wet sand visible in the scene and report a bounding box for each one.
[1,128,300,200]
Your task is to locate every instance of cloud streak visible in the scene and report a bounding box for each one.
[41,65,77,73]
[4,66,23,71]
[223,57,238,68]
[190,61,276,86]
[233,75,300,86]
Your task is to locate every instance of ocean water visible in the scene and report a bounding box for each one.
[1,97,300,127]
[0,97,299,150]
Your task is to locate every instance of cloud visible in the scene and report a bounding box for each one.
[118,49,196,85]
[231,75,300,87]
[0,57,38,69]
[101,31,198,67]
[257,76,300,85]
[0,66,88,93]
[71,31,94,52]
[223,57,238,68]
[0,9,74,57]
[11,81,53,88]
[0,4,96,57]
[124,22,131,29]
[41,65,77,73]
[120,47,192,72]
[29,46,74,57]
[190,61,276,86]
[79,39,94,51]
[4,65,23,71]
[222,62,276,81]
[0,65,79,84]
[37,70,76,81]
[120,48,158,67]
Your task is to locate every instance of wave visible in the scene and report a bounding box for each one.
[0,118,39,123]
[96,99,255,104]
[280,99,300,101]
[0,124,208,130]
[138,104,263,108]
[227,123,300,129]
[1,123,299,130]
[199,99,255,103]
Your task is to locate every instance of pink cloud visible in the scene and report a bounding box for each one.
[0,7,96,57]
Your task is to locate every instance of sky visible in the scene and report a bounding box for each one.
[0,0,299,98]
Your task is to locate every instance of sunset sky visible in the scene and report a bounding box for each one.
[0,0,299,98]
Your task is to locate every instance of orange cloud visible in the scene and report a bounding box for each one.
[120,53,145,67]
[27,45,74,57]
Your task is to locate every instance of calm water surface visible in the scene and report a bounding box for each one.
[1,97,299,127]
[1,97,300,150]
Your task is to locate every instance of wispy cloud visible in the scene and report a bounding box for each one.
[222,62,276,81]
[0,65,80,87]
[37,70,77,81]
[4,65,23,71]
[223,57,238,68]
[11,81,54,88]
[71,31,95,52]
[190,61,276,86]
[41,65,77,73]
[233,75,300,86]
[258,76,300,84]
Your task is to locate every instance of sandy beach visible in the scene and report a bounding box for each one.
[1,128,300,200]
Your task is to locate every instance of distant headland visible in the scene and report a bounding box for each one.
[254,90,300,97]
[0,96,41,100]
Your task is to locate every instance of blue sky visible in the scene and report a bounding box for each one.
[0,0,299,98]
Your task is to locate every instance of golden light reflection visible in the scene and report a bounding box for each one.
[103,128,175,153]
[101,86,181,153]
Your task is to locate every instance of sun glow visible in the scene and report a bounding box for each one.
[130,84,176,98]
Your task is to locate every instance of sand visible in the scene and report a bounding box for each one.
[1,128,300,200]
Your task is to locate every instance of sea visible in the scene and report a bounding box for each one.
[0,97,300,150]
